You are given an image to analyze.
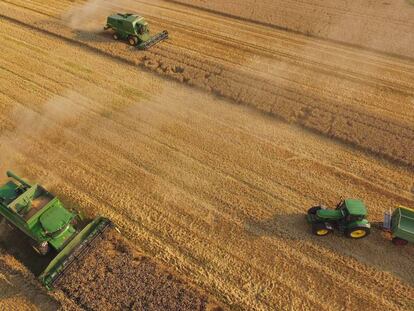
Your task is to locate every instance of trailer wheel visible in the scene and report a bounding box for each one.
[347,227,370,239]
[128,35,138,46]
[312,223,331,236]
[113,33,120,40]
[392,237,408,246]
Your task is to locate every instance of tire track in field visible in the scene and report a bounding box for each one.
[1,0,414,168]
[0,104,408,311]
[2,41,413,215]
[1,30,413,211]
[4,91,414,310]
[1,61,412,310]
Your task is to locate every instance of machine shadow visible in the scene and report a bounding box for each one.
[0,223,54,277]
[244,212,414,287]
[72,30,110,43]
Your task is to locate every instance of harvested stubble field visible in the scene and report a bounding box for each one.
[0,0,413,310]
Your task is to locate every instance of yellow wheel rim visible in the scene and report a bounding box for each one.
[350,229,366,238]
[317,229,328,235]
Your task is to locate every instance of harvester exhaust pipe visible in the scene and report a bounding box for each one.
[7,170,31,189]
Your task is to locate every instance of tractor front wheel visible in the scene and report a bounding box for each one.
[347,227,370,239]
[113,33,120,40]
[392,237,408,246]
[128,35,138,46]
[312,223,331,236]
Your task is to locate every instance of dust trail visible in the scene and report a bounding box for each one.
[62,0,133,31]
[0,91,88,186]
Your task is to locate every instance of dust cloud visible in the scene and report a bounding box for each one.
[0,91,88,184]
[63,0,132,31]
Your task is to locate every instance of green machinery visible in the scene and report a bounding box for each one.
[307,199,371,239]
[0,171,112,290]
[383,206,414,246]
[104,13,168,49]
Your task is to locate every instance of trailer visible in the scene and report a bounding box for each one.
[383,206,414,246]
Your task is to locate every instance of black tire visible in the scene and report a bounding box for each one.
[346,226,370,239]
[392,237,408,246]
[128,35,138,46]
[307,206,321,215]
[113,33,120,40]
[312,223,331,236]
[32,242,50,256]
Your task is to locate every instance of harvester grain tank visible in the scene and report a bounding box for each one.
[104,13,168,49]
[306,199,371,239]
[0,171,112,290]
[383,206,414,245]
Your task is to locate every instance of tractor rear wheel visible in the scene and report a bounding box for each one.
[128,35,138,46]
[113,33,120,40]
[307,206,321,215]
[312,223,331,236]
[392,237,408,246]
[347,227,370,239]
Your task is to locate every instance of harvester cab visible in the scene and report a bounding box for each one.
[104,13,168,50]
[0,171,112,290]
[307,199,371,239]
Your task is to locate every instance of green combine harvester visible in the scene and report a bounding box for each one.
[104,13,168,49]
[0,171,112,290]
[307,198,371,239]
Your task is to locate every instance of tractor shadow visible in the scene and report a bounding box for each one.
[244,212,414,286]
[0,222,54,277]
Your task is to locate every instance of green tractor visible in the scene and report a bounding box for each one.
[306,199,371,239]
[0,171,112,290]
[104,13,168,50]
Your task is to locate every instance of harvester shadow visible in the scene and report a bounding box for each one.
[72,30,109,43]
[0,224,54,277]
[244,212,414,286]
[0,269,60,310]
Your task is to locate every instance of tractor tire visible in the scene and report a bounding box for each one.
[312,223,331,236]
[392,237,408,246]
[128,36,138,46]
[307,206,321,215]
[347,227,370,239]
[113,33,120,40]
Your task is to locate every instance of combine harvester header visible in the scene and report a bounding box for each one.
[0,170,112,290]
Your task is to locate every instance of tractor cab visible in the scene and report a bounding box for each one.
[336,199,368,222]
